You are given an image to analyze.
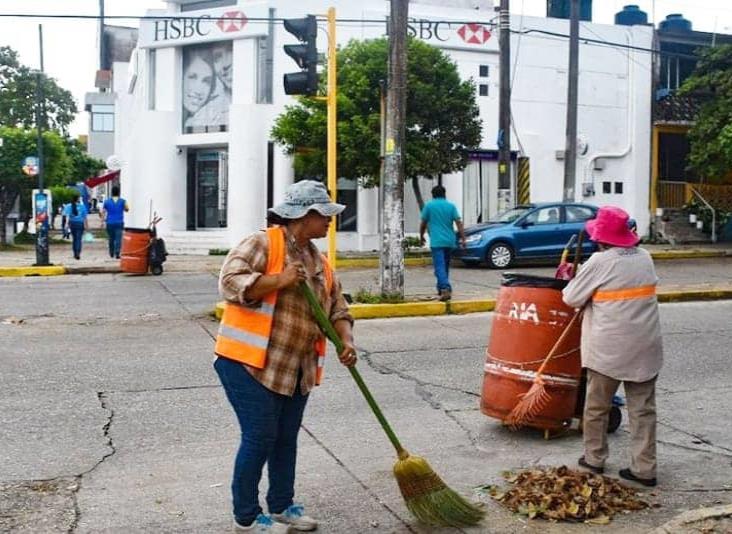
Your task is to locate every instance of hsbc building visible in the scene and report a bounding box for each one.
[114,0,652,253]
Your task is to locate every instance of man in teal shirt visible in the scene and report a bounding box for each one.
[419,185,466,301]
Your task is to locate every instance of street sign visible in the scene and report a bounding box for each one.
[22,156,39,176]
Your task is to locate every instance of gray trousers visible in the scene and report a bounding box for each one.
[583,369,657,478]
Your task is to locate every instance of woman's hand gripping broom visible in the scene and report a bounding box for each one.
[504,309,582,429]
[300,282,485,527]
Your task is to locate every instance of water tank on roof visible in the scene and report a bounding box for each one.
[659,14,692,32]
[615,5,648,26]
[547,0,592,22]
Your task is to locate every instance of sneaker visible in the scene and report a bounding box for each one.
[619,468,657,487]
[234,514,292,533]
[271,504,318,532]
[438,289,452,302]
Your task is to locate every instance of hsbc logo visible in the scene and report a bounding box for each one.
[457,23,492,45]
[217,11,247,33]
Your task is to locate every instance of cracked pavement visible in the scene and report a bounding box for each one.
[1,272,731,533]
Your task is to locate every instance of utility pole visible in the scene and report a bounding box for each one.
[325,7,337,265]
[34,24,49,266]
[563,0,580,202]
[380,0,408,298]
[497,0,512,200]
[99,0,106,72]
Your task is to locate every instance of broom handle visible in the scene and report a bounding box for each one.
[300,283,406,455]
[572,231,584,275]
[534,309,582,377]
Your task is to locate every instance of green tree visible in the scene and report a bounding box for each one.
[679,44,732,182]
[0,127,71,243]
[271,38,482,209]
[0,46,78,135]
[64,137,106,183]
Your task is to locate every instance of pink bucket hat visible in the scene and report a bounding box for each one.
[585,205,640,247]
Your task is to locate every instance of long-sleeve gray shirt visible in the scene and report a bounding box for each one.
[562,247,663,382]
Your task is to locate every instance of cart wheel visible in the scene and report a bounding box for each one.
[151,264,163,276]
[607,406,622,433]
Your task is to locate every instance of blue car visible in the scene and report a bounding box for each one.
[454,202,598,268]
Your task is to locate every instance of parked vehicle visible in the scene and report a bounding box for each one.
[454,202,598,268]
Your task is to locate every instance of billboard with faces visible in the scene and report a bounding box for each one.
[181,41,232,134]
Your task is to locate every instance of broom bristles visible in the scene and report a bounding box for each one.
[505,377,552,429]
[394,453,485,527]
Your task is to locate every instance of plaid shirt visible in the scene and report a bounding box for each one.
[218,229,353,396]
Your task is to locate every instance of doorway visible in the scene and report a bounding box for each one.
[186,148,228,229]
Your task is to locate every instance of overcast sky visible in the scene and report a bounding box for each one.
[1,1,730,137]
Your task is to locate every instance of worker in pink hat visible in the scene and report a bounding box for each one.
[562,206,663,488]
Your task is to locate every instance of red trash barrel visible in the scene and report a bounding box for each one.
[480,273,582,431]
[120,228,151,274]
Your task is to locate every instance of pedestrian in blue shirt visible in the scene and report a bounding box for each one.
[64,194,88,260]
[100,186,129,259]
[419,185,466,301]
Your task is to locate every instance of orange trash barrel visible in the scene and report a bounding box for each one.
[481,273,582,431]
[120,228,151,274]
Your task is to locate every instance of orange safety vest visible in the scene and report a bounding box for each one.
[214,226,333,385]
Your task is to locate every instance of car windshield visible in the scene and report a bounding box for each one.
[491,207,532,223]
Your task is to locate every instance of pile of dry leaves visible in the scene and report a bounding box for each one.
[482,466,650,524]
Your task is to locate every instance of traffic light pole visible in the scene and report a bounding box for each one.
[326,7,337,265]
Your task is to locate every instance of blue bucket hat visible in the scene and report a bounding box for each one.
[268,180,345,220]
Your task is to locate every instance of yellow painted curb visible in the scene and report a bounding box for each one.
[657,289,732,302]
[650,250,727,260]
[448,299,496,315]
[0,266,67,277]
[336,256,431,269]
[350,301,446,319]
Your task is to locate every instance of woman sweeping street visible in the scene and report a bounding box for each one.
[562,206,663,487]
[215,180,357,533]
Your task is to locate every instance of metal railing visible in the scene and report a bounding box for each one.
[689,185,717,243]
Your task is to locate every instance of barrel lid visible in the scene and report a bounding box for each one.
[124,227,152,234]
[501,272,569,290]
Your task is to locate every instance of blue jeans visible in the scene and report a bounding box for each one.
[214,357,309,525]
[69,222,84,258]
[106,223,123,257]
[431,247,453,293]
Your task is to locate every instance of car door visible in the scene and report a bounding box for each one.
[564,205,598,256]
[512,206,564,257]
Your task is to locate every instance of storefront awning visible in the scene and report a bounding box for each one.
[84,169,120,188]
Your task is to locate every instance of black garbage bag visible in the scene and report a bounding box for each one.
[500,272,569,290]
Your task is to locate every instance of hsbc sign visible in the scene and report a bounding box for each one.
[139,4,267,48]
[381,14,499,52]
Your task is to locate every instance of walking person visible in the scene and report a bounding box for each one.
[63,194,88,260]
[100,186,129,259]
[215,180,357,532]
[419,184,466,301]
[562,205,663,487]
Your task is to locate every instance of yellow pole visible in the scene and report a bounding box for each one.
[326,7,337,265]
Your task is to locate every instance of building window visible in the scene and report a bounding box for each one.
[336,178,357,232]
[479,84,489,96]
[147,49,156,110]
[479,65,489,77]
[614,182,624,194]
[91,105,114,132]
[180,0,236,12]
[602,181,612,194]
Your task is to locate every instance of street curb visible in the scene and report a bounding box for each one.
[650,250,730,260]
[214,288,731,321]
[0,266,67,277]
[648,503,732,533]
[336,256,432,269]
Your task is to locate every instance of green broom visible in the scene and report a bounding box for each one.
[300,282,485,527]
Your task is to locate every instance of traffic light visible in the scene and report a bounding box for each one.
[283,15,318,96]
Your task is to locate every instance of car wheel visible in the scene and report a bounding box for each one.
[487,242,514,269]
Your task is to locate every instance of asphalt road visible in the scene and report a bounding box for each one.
[0,272,730,533]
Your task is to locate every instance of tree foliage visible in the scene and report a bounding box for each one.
[271,38,482,208]
[0,127,72,243]
[65,137,106,182]
[0,46,78,135]
[679,44,732,182]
